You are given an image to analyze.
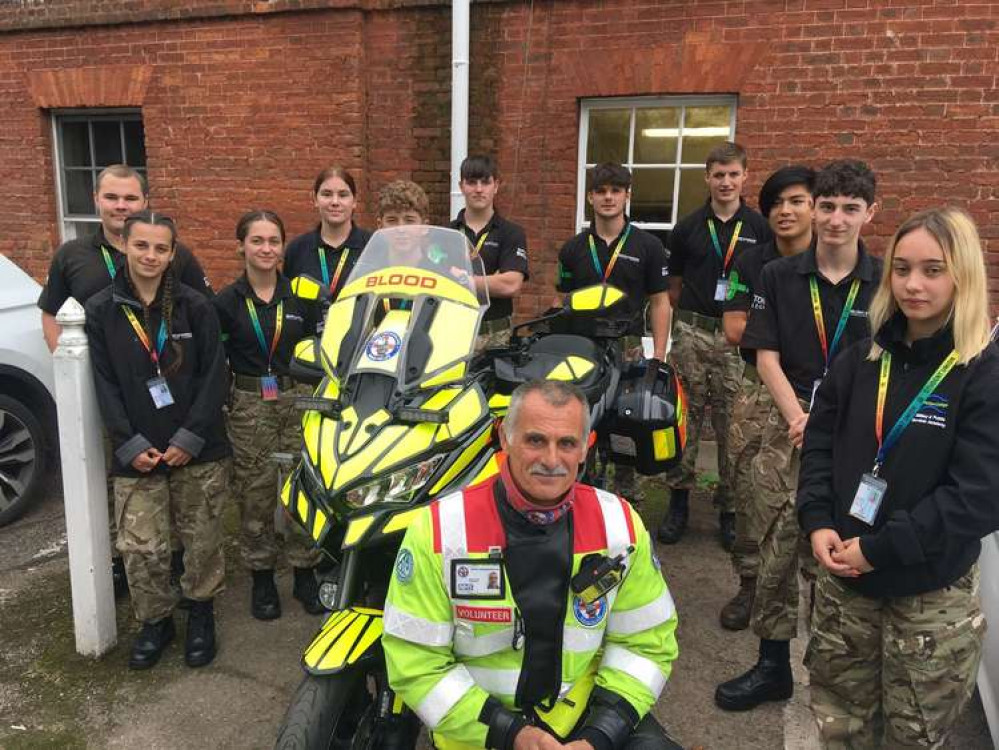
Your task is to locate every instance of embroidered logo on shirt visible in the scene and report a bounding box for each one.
[572,595,608,627]
[395,549,414,583]
[912,394,948,429]
[850,309,869,318]
[751,294,766,311]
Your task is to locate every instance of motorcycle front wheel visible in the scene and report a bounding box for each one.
[274,671,369,750]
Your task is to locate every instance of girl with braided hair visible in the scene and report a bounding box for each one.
[85,210,231,671]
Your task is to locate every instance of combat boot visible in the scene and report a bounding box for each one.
[714,639,793,711]
[293,566,325,615]
[185,599,217,668]
[656,489,689,544]
[111,556,129,599]
[250,569,281,621]
[719,576,756,631]
[718,512,737,551]
[129,616,175,670]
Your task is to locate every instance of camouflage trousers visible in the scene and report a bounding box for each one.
[749,399,816,641]
[474,316,512,354]
[725,369,775,579]
[114,459,230,623]
[667,319,743,511]
[806,567,985,748]
[228,384,320,570]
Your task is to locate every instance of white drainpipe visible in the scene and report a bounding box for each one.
[450,0,470,219]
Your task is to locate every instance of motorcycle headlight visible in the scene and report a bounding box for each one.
[345,455,445,508]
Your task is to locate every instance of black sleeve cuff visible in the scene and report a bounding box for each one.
[169,427,205,457]
[578,688,639,750]
[116,433,154,468]
[479,697,528,750]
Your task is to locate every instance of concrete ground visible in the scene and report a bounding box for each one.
[0,450,992,749]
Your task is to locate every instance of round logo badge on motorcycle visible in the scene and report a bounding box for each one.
[395,549,414,584]
[366,331,402,362]
[572,595,607,627]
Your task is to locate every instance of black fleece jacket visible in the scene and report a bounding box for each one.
[797,313,999,598]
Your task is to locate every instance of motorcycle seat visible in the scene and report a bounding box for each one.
[493,334,610,403]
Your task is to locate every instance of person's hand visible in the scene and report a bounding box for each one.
[162,445,193,467]
[131,448,162,473]
[788,412,809,448]
[832,537,874,574]
[513,725,565,750]
[810,528,858,577]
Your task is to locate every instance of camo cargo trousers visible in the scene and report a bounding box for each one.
[806,567,985,748]
[667,319,743,512]
[749,399,816,641]
[228,383,320,570]
[725,369,775,579]
[114,459,230,622]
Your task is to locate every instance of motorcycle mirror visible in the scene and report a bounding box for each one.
[290,336,325,385]
[564,284,626,315]
[290,275,329,302]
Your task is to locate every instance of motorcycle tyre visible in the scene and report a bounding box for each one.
[273,671,367,750]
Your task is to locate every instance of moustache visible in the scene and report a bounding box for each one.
[528,463,569,478]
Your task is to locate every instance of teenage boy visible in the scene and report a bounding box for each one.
[660,142,772,548]
[555,162,671,502]
[715,160,882,711]
[449,156,529,350]
[718,165,815,632]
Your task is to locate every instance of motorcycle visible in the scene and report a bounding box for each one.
[273,226,683,749]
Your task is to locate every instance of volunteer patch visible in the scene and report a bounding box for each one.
[395,549,414,583]
[573,595,607,627]
[455,605,513,624]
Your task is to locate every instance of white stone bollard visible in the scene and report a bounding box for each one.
[54,298,117,656]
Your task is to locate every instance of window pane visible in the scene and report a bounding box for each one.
[681,106,733,165]
[68,220,99,240]
[124,120,147,166]
[634,108,679,164]
[677,169,708,220]
[64,170,95,215]
[93,120,123,166]
[630,168,674,224]
[60,121,92,167]
[586,109,630,165]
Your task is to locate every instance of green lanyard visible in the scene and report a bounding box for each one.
[707,219,742,277]
[809,276,860,369]
[101,246,117,279]
[587,224,632,281]
[245,298,284,374]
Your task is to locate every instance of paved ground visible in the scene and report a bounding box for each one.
[0,451,992,749]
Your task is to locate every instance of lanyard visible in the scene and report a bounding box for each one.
[245,298,283,373]
[587,224,632,281]
[319,245,351,291]
[809,276,860,368]
[472,231,489,258]
[873,349,959,475]
[122,305,168,374]
[101,246,117,280]
[707,219,742,276]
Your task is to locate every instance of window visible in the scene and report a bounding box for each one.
[51,112,147,241]
[577,96,737,235]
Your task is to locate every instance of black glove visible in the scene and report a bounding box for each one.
[480,697,528,750]
[574,688,639,750]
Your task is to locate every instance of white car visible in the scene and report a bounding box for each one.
[0,254,56,525]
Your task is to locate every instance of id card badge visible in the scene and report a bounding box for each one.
[849,473,888,525]
[450,559,505,600]
[146,376,174,409]
[809,378,823,410]
[714,278,729,302]
[260,374,280,401]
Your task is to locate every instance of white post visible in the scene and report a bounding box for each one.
[450,0,471,219]
[54,298,117,656]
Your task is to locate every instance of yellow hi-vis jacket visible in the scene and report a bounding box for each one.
[383,477,679,748]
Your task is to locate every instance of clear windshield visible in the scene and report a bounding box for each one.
[344,226,488,308]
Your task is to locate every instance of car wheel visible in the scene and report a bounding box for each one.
[0,393,48,526]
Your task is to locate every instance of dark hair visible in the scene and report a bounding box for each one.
[460,155,499,181]
[706,141,747,170]
[586,163,632,192]
[814,159,876,205]
[312,166,357,197]
[96,164,148,197]
[121,211,184,376]
[758,165,816,219]
[236,210,285,244]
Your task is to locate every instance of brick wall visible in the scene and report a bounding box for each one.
[1,0,997,317]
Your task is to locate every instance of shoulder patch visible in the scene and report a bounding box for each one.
[395,548,414,584]
[573,595,608,627]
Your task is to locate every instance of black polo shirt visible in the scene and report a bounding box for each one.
[450,210,530,322]
[556,221,669,322]
[667,200,772,319]
[38,228,212,315]
[213,274,318,378]
[283,224,372,301]
[724,240,782,366]
[741,242,882,401]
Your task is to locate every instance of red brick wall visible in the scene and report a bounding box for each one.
[1,0,997,317]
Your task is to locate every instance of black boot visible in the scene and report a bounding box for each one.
[293,566,324,615]
[719,512,736,552]
[185,599,217,668]
[715,639,793,711]
[656,489,689,544]
[112,556,129,599]
[129,616,175,670]
[719,576,756,631]
[251,569,281,621]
